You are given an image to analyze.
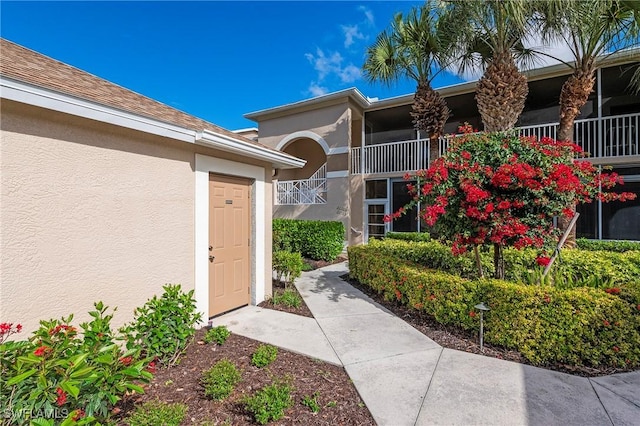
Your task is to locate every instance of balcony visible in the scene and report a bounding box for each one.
[351,113,639,175]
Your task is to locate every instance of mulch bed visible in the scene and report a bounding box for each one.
[343,274,628,378]
[116,329,374,425]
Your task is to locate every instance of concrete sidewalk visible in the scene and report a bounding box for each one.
[211,262,640,426]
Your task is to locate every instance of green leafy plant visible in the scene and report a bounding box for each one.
[127,400,187,426]
[273,219,344,261]
[273,250,304,286]
[301,392,321,413]
[271,289,302,308]
[385,231,431,242]
[204,325,231,345]
[202,359,241,401]
[1,303,153,425]
[252,344,278,368]
[244,379,293,425]
[121,284,201,367]
[576,238,640,253]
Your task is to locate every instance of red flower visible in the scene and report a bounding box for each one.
[16,324,22,332]
[497,200,511,210]
[33,346,48,357]
[146,361,157,374]
[604,288,621,295]
[536,256,551,267]
[119,356,133,366]
[613,346,620,353]
[603,320,610,327]
[72,410,85,421]
[56,387,67,406]
[469,311,477,318]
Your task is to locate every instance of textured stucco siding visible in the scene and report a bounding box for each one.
[1,101,273,333]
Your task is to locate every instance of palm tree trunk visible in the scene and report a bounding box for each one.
[557,62,596,248]
[411,82,450,139]
[476,50,528,132]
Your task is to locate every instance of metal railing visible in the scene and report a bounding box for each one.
[351,113,639,175]
[275,164,327,205]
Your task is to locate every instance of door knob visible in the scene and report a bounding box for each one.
[209,245,213,251]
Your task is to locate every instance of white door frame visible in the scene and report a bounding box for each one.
[195,154,266,322]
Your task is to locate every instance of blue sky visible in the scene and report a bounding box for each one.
[1,1,466,130]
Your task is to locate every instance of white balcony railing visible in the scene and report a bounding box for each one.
[351,113,639,175]
[276,164,327,205]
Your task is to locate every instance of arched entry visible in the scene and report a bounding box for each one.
[275,131,328,204]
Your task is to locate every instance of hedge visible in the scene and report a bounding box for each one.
[576,238,640,253]
[273,219,344,261]
[365,239,640,287]
[385,232,431,242]
[348,245,640,368]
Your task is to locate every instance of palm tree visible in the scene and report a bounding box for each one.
[439,0,538,132]
[536,0,639,141]
[363,1,450,144]
[535,0,639,245]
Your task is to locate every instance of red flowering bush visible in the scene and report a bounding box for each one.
[1,302,153,425]
[385,131,635,278]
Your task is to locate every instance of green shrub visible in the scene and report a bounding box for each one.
[252,344,278,368]
[348,245,640,368]
[576,238,640,252]
[121,284,201,367]
[271,289,302,308]
[128,400,187,426]
[273,219,344,261]
[244,380,293,425]
[366,239,640,288]
[204,325,231,345]
[273,250,304,286]
[301,392,321,413]
[385,232,431,242]
[1,303,153,425]
[202,359,242,400]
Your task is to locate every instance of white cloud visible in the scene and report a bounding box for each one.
[342,24,366,48]
[308,82,329,97]
[358,5,375,26]
[340,64,362,83]
[305,48,344,80]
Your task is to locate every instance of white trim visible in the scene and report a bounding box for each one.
[1,77,304,170]
[1,76,196,142]
[196,130,305,169]
[276,131,330,154]
[328,146,349,155]
[327,170,349,178]
[195,154,267,322]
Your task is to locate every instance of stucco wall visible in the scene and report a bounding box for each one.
[258,103,351,152]
[1,100,273,333]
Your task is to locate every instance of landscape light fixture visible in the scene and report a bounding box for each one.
[474,302,490,352]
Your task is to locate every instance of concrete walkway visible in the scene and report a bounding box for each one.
[210,262,640,426]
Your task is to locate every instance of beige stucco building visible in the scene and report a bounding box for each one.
[0,39,304,334]
[247,51,640,244]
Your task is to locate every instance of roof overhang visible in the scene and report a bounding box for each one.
[0,76,305,169]
[245,87,370,122]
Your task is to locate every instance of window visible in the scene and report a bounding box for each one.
[365,179,387,199]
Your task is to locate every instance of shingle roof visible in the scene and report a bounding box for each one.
[0,38,270,149]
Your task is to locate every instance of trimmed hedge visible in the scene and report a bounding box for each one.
[365,239,640,287]
[576,238,640,253]
[273,219,344,261]
[348,245,640,368]
[385,232,431,242]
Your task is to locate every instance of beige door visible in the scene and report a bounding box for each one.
[209,173,251,317]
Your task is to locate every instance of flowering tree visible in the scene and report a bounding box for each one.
[385,128,636,279]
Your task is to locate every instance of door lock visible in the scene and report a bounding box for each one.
[209,255,215,262]
[209,245,213,251]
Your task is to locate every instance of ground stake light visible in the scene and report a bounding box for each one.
[474,302,490,352]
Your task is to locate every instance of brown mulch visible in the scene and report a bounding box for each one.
[117,329,374,425]
[343,274,629,378]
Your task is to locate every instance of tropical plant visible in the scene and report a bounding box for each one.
[440,0,538,131]
[363,0,450,144]
[385,129,636,278]
[121,284,201,367]
[534,0,640,245]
